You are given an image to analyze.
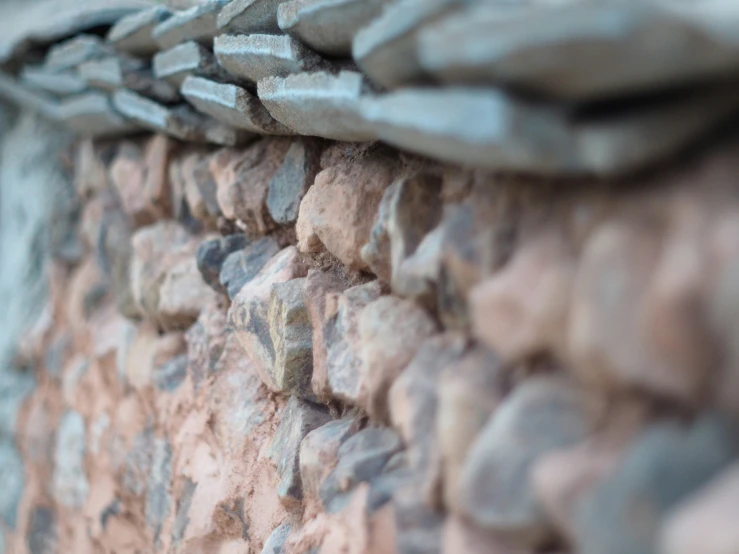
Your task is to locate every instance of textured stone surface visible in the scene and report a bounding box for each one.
[267,139,322,225]
[45,34,113,71]
[261,523,292,554]
[27,507,57,554]
[196,234,251,293]
[0,440,24,529]
[21,66,87,96]
[154,41,231,87]
[269,396,331,505]
[53,411,89,509]
[178,151,222,226]
[79,57,181,104]
[152,0,229,50]
[107,5,173,56]
[214,34,328,85]
[145,438,172,541]
[278,0,390,57]
[219,236,281,300]
[181,76,293,134]
[217,0,286,34]
[58,92,138,137]
[258,71,377,141]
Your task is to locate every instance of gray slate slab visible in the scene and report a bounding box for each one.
[113,89,252,145]
[277,0,390,57]
[214,34,329,85]
[217,0,286,35]
[79,56,181,103]
[58,92,140,137]
[21,66,87,96]
[258,70,377,141]
[154,41,232,87]
[107,6,174,56]
[181,75,293,134]
[418,1,739,100]
[0,72,61,120]
[45,35,115,71]
[352,0,466,89]
[153,0,230,50]
[360,85,739,176]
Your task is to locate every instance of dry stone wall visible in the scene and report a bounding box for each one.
[2,1,739,554]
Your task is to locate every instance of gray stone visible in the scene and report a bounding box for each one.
[181,75,293,134]
[575,416,739,554]
[217,0,286,34]
[261,523,291,554]
[153,354,188,391]
[112,89,250,145]
[27,507,56,554]
[173,478,197,545]
[277,0,390,57]
[214,34,328,85]
[0,72,60,120]
[419,2,739,101]
[352,0,466,89]
[107,5,174,56]
[267,139,322,224]
[53,411,89,509]
[196,233,252,293]
[361,85,739,176]
[79,57,181,104]
[21,66,87,96]
[145,438,172,542]
[124,428,155,496]
[0,367,36,439]
[0,440,24,529]
[258,70,377,141]
[57,92,139,138]
[220,236,281,300]
[153,0,230,50]
[269,396,331,506]
[153,41,232,87]
[44,34,115,71]
[458,376,590,546]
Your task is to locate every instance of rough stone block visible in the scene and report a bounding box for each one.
[58,92,139,137]
[27,506,57,554]
[258,71,378,141]
[153,41,231,87]
[21,66,87,96]
[79,56,181,104]
[107,5,173,56]
[181,75,293,134]
[53,411,89,509]
[217,0,286,34]
[196,234,251,293]
[269,396,331,506]
[214,34,328,85]
[220,237,281,300]
[178,151,222,225]
[260,523,292,554]
[277,0,390,57]
[267,139,322,225]
[45,34,114,71]
[152,0,230,50]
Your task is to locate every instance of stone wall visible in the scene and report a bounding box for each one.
[2,1,739,554]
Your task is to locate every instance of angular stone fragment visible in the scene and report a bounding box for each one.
[575,417,738,554]
[152,354,188,391]
[269,396,331,506]
[145,438,172,541]
[261,523,292,554]
[196,234,251,293]
[362,86,739,175]
[214,34,328,85]
[178,151,222,226]
[394,224,444,309]
[258,71,377,141]
[58,92,139,137]
[0,72,59,120]
[352,0,465,88]
[53,411,89,509]
[229,246,308,391]
[45,34,114,71]
[277,0,390,57]
[267,139,322,225]
[220,236,281,299]
[459,376,590,545]
[154,41,231,87]
[27,506,57,554]
[296,149,398,269]
[358,296,437,421]
[217,0,286,34]
[152,0,229,50]
[181,75,293,134]
[79,56,181,104]
[107,5,173,55]
[21,66,87,96]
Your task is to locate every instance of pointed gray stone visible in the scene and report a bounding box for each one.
[277,0,390,57]
[21,66,87,96]
[214,34,328,85]
[260,523,291,554]
[267,139,322,224]
[154,41,232,87]
[113,89,251,145]
[79,57,181,103]
[181,75,293,134]
[258,71,377,141]
[45,35,114,71]
[58,93,139,137]
[217,0,285,35]
[0,71,60,120]
[352,0,466,89]
[153,0,230,50]
[107,6,174,56]
[361,85,739,176]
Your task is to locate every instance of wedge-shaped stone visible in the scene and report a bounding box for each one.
[181,75,293,134]
[58,92,140,137]
[152,0,230,50]
[419,2,739,100]
[107,5,173,56]
[214,34,328,85]
[45,35,114,71]
[352,0,465,89]
[0,71,59,120]
[21,66,86,96]
[113,89,251,145]
[154,41,231,87]
[258,71,377,141]
[79,56,181,104]
[361,86,739,176]
[217,0,285,34]
[277,0,390,57]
